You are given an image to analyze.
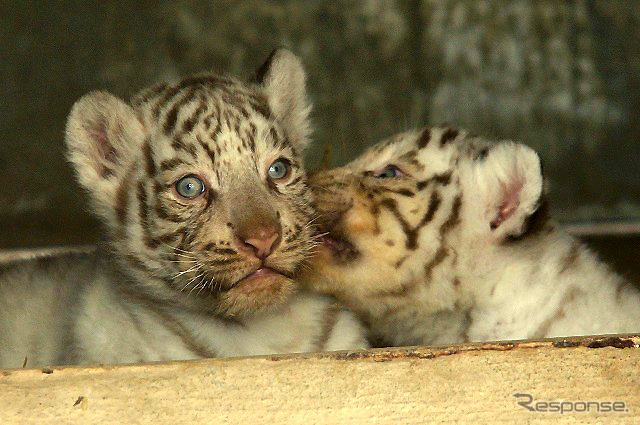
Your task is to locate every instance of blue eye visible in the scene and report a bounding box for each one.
[175,175,205,198]
[372,165,404,178]
[268,159,291,180]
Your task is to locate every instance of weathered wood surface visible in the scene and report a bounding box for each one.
[0,246,95,263]
[0,335,638,424]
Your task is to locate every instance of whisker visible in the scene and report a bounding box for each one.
[169,251,197,260]
[181,271,203,292]
[167,259,199,264]
[197,277,210,295]
[309,232,329,240]
[188,272,206,296]
[160,241,198,257]
[168,245,196,255]
[172,264,201,280]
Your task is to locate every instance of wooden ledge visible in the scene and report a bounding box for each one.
[0,245,95,263]
[1,335,639,424]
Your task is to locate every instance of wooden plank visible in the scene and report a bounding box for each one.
[0,246,94,263]
[0,335,639,424]
[564,221,640,237]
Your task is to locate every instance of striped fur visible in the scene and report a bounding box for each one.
[302,127,640,347]
[0,50,367,368]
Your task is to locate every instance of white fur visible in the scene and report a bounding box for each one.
[259,49,313,150]
[304,128,640,347]
[463,143,543,240]
[0,252,367,368]
[66,92,146,223]
[0,49,368,368]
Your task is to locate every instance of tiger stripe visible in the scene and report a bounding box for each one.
[305,125,640,350]
[314,303,341,350]
[182,97,209,134]
[416,127,431,148]
[376,190,442,251]
[439,128,459,145]
[0,49,368,370]
[159,158,183,172]
[143,139,156,177]
[171,137,198,159]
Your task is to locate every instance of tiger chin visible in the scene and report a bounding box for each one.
[302,126,640,347]
[0,49,367,369]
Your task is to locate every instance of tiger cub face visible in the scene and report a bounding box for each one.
[65,49,317,317]
[304,127,545,320]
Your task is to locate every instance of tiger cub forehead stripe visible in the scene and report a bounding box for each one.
[163,86,199,135]
[159,158,183,172]
[133,82,169,106]
[182,98,209,134]
[148,75,232,116]
[196,135,217,166]
[416,171,452,191]
[171,137,198,159]
[416,127,432,149]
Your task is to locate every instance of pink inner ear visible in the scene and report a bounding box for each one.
[87,120,118,164]
[489,181,522,230]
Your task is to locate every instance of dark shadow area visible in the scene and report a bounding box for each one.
[1,1,639,248]
[580,235,640,286]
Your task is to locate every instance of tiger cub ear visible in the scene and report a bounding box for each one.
[65,91,146,216]
[255,48,312,151]
[464,142,545,241]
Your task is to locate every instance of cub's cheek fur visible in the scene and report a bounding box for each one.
[303,224,412,302]
[306,175,429,301]
[342,199,380,235]
[302,246,352,295]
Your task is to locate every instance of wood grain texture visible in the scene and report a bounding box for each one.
[0,335,638,424]
[0,246,95,263]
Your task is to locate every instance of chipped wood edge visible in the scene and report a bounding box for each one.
[1,334,639,424]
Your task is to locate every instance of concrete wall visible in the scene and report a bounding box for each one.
[2,1,639,247]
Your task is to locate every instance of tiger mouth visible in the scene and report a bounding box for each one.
[233,265,293,286]
[193,264,293,294]
[232,267,288,291]
[319,234,359,262]
[241,265,292,279]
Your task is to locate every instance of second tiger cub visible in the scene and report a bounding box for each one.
[303,127,640,346]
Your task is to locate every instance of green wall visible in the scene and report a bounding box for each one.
[1,1,639,247]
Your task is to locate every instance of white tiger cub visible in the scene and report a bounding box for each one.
[302,127,640,347]
[0,49,367,369]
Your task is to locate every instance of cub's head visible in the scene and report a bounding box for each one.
[303,127,547,316]
[65,49,316,317]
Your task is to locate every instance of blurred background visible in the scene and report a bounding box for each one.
[1,1,639,277]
